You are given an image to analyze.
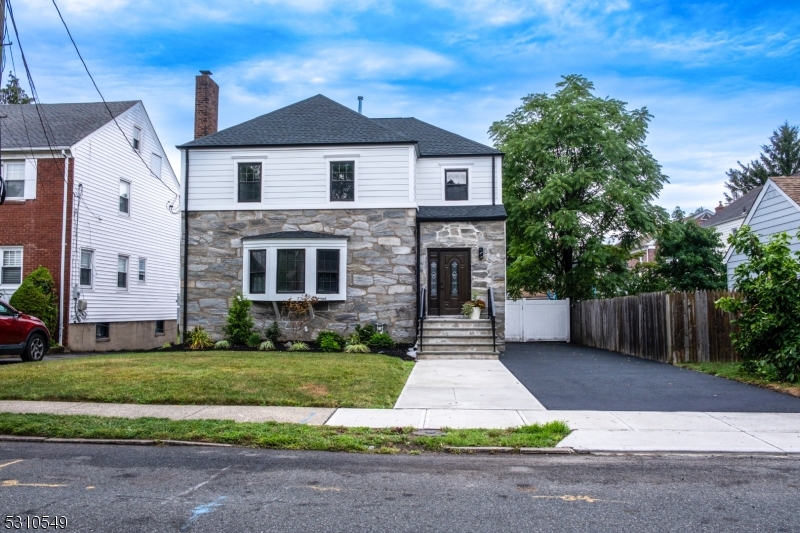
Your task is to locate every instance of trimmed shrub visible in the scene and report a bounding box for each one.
[246,332,262,348]
[355,324,376,344]
[265,321,282,344]
[222,292,254,345]
[316,330,344,352]
[368,332,395,349]
[9,266,58,334]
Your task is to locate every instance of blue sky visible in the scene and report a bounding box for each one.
[9,0,800,212]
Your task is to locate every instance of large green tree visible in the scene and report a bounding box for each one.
[489,75,668,300]
[0,74,34,105]
[654,208,727,291]
[724,122,800,201]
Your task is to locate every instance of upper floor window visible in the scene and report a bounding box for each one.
[80,249,93,287]
[238,163,261,203]
[330,161,354,202]
[132,127,142,152]
[119,180,131,215]
[138,258,146,283]
[445,169,468,201]
[3,161,25,200]
[117,255,129,289]
[1,248,22,286]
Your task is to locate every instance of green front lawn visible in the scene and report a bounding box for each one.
[0,351,414,408]
[678,362,800,397]
[0,413,570,453]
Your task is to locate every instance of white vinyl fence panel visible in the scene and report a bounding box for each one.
[505,299,570,342]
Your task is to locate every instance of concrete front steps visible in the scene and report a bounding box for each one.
[418,317,499,360]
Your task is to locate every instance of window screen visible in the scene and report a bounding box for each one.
[238,163,262,203]
[445,169,468,201]
[117,256,128,289]
[2,250,22,285]
[80,250,93,286]
[316,249,340,294]
[276,249,305,293]
[4,162,25,198]
[249,250,266,294]
[330,161,355,201]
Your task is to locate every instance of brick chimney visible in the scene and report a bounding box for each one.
[194,70,219,139]
[715,201,725,213]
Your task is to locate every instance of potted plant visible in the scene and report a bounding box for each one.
[462,296,486,320]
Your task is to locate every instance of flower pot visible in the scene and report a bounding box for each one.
[470,307,482,320]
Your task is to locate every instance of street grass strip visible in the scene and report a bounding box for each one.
[0,413,570,453]
[0,352,414,408]
[678,362,800,398]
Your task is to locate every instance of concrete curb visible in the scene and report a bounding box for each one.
[0,435,233,447]
[444,446,580,454]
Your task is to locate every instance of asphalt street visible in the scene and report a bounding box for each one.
[1,442,799,532]
[501,342,800,412]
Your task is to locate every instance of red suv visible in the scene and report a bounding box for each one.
[0,300,50,361]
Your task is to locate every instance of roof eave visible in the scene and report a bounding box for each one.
[178,140,418,150]
[417,152,503,158]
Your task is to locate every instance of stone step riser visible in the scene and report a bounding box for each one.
[422,338,495,345]
[420,345,498,353]
[420,331,494,338]
[417,353,498,360]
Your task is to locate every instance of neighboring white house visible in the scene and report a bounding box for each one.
[724,176,800,288]
[0,101,180,351]
[700,185,763,253]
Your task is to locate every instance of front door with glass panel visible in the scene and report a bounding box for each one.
[427,249,470,316]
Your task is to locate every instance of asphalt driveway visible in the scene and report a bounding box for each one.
[501,342,800,412]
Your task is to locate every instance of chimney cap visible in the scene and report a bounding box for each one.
[200,70,213,76]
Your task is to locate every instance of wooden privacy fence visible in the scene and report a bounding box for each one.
[570,291,739,363]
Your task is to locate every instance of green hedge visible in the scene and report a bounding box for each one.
[9,266,58,334]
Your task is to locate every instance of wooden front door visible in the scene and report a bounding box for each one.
[427,249,471,316]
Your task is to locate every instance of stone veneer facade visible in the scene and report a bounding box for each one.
[186,209,418,342]
[419,220,506,352]
[186,210,507,350]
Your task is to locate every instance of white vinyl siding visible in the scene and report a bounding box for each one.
[69,102,180,323]
[416,157,499,205]
[185,145,412,210]
[150,153,162,178]
[726,182,800,288]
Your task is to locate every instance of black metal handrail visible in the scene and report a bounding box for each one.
[418,287,427,352]
[488,286,497,352]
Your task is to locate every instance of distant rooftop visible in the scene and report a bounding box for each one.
[701,186,763,228]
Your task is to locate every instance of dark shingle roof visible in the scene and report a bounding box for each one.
[372,117,500,157]
[181,95,413,148]
[701,186,763,228]
[417,205,507,221]
[180,95,501,157]
[0,101,138,149]
[241,231,348,240]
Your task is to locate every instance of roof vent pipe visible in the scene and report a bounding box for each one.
[358,96,363,114]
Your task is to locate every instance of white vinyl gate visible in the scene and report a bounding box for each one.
[505,299,570,342]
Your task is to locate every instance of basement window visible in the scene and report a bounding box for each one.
[96,323,110,340]
[155,320,165,336]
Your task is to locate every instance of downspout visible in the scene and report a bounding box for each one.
[415,214,421,342]
[182,149,190,342]
[58,151,70,345]
[491,155,496,206]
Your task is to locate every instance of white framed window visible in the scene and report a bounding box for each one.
[119,179,131,215]
[132,127,142,152]
[1,247,23,288]
[444,168,469,201]
[237,162,262,203]
[330,160,355,202]
[3,161,25,200]
[150,153,162,178]
[138,258,146,283]
[242,235,347,301]
[117,255,129,289]
[80,249,94,287]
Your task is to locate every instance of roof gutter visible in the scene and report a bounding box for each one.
[175,141,419,150]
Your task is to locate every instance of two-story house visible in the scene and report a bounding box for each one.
[180,72,506,355]
[0,101,180,351]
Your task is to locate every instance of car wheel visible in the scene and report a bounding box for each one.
[21,333,47,362]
